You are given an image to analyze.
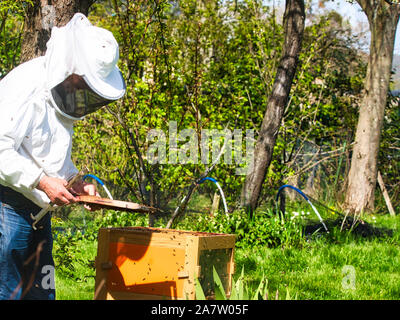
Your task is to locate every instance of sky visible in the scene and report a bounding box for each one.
[271,0,400,55]
[323,1,400,55]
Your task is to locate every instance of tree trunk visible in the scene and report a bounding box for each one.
[20,0,94,63]
[344,1,400,214]
[241,0,305,214]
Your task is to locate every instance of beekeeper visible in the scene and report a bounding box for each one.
[0,13,125,300]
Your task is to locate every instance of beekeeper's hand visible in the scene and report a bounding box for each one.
[36,176,77,206]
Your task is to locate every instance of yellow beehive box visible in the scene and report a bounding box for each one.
[94,227,236,300]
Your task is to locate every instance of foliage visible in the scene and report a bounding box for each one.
[0,0,31,78]
[52,228,92,279]
[159,206,305,249]
[61,205,306,250]
[94,209,148,228]
[70,0,373,225]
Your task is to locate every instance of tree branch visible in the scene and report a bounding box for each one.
[166,122,230,229]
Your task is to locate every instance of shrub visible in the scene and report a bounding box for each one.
[175,209,305,249]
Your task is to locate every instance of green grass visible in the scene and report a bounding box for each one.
[55,274,95,300]
[235,240,400,299]
[233,214,400,300]
[54,237,97,300]
[53,212,400,300]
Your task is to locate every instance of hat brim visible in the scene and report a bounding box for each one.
[83,66,126,101]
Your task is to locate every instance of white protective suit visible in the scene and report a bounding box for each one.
[0,13,125,208]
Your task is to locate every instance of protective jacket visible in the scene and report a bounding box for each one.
[0,56,78,208]
[0,13,125,208]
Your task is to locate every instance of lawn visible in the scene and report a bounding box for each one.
[235,237,400,299]
[54,210,400,300]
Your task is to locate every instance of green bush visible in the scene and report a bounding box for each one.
[52,229,87,279]
[86,206,306,249]
[175,209,305,249]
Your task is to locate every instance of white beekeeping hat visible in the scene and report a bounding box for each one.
[45,13,125,100]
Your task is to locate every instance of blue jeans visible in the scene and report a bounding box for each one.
[0,185,55,300]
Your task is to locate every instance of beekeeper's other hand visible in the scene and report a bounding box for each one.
[36,175,77,206]
[70,180,101,211]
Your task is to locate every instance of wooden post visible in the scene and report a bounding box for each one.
[210,192,220,216]
[377,171,395,216]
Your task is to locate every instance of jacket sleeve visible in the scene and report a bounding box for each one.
[0,98,45,193]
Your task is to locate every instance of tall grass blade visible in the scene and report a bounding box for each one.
[251,277,266,300]
[213,266,227,300]
[195,277,206,300]
[238,266,247,300]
